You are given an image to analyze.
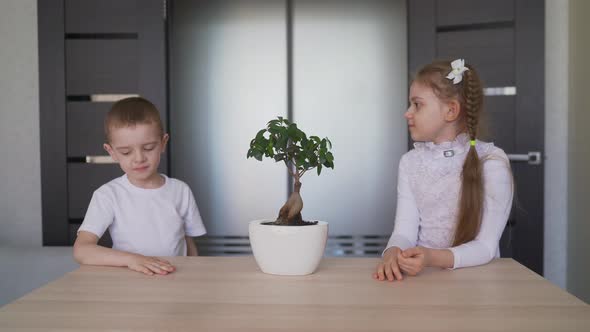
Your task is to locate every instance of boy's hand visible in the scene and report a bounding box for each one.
[127,254,176,276]
[397,246,430,276]
[373,246,403,281]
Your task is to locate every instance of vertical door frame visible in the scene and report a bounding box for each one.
[38,0,68,245]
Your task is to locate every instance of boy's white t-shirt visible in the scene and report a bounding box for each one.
[78,174,206,257]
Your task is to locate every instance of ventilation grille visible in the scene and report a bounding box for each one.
[195,235,390,257]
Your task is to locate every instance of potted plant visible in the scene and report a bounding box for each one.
[247,116,334,275]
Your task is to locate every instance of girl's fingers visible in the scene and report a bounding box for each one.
[384,263,394,281]
[399,263,412,274]
[398,261,416,275]
[376,263,386,281]
[403,247,421,258]
[391,262,403,281]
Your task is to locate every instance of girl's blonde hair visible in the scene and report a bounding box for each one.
[414,60,484,246]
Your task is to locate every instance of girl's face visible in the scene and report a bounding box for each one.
[405,81,460,144]
[103,123,169,188]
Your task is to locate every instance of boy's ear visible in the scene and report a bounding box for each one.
[445,100,461,122]
[103,143,118,162]
[161,133,170,153]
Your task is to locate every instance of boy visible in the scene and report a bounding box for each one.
[73,97,206,275]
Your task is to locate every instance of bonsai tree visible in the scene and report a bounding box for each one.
[247,117,334,226]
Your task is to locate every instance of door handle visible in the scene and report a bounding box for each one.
[85,156,116,164]
[507,152,542,165]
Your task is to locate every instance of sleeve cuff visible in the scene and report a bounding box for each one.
[185,225,207,237]
[448,247,460,270]
[382,234,414,256]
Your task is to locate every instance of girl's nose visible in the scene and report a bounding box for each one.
[404,109,413,119]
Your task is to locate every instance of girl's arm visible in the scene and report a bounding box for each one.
[376,155,420,281]
[186,236,198,256]
[397,246,454,274]
[383,155,420,253]
[73,231,175,275]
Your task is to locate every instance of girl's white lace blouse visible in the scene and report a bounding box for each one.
[385,133,514,269]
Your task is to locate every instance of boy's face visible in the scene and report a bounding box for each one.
[103,123,169,185]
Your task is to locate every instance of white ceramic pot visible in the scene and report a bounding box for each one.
[248,219,328,275]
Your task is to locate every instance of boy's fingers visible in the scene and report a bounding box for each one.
[147,263,168,275]
[155,261,175,271]
[154,259,176,271]
[156,258,173,266]
[138,266,154,276]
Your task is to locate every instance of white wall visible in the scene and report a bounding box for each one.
[0,1,80,308]
[293,0,407,236]
[544,0,569,290]
[567,0,590,304]
[0,0,42,246]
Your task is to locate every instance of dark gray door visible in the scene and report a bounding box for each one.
[39,0,168,245]
[408,0,545,274]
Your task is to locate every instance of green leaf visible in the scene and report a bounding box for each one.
[255,129,266,139]
[326,152,334,162]
[287,123,299,141]
[253,149,263,161]
[247,118,334,176]
[266,140,274,156]
[276,134,288,150]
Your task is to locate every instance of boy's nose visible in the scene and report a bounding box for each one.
[404,110,412,119]
[133,151,147,163]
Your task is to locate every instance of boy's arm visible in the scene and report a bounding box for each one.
[73,231,134,266]
[74,231,175,275]
[186,236,198,256]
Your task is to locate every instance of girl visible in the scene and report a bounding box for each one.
[374,59,513,281]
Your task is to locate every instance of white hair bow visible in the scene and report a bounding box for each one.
[446,59,469,84]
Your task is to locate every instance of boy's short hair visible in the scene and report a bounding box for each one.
[104,97,164,142]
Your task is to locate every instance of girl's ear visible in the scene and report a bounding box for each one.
[445,100,461,122]
[103,143,118,162]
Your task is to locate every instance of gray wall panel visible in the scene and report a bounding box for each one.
[66,40,138,95]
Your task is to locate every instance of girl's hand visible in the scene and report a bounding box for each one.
[373,247,404,281]
[127,254,176,276]
[397,246,430,276]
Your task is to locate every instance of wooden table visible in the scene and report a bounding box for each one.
[1,257,589,331]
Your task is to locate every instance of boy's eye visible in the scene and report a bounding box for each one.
[144,145,156,151]
[120,151,130,156]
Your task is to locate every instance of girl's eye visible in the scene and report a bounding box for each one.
[144,146,156,151]
[121,151,130,156]
[414,102,419,108]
